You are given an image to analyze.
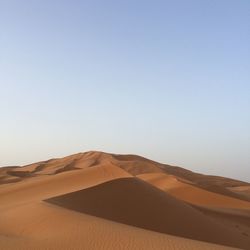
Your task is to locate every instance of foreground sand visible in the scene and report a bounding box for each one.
[1,202,238,250]
[0,151,249,249]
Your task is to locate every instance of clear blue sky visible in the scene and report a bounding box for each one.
[0,0,249,181]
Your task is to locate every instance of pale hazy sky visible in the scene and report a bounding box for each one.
[0,0,249,181]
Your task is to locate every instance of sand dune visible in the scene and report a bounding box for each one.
[0,166,21,184]
[161,164,250,202]
[0,151,249,249]
[0,163,131,211]
[138,173,250,209]
[0,202,236,250]
[46,177,250,249]
[229,186,250,200]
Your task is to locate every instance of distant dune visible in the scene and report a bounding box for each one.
[138,173,250,209]
[0,151,249,249]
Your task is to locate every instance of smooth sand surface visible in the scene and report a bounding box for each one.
[46,177,250,249]
[0,202,237,250]
[138,173,250,209]
[1,151,249,249]
[0,162,131,211]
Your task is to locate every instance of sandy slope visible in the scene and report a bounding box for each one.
[229,186,250,200]
[0,162,131,210]
[0,169,234,250]
[0,202,236,250]
[138,173,250,244]
[46,177,249,249]
[1,151,250,249]
[3,151,249,201]
[137,173,250,209]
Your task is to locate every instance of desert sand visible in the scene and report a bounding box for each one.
[0,151,249,249]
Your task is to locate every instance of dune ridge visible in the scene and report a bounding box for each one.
[46,177,250,249]
[1,151,250,249]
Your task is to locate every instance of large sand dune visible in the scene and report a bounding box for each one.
[1,151,249,249]
[46,177,250,249]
